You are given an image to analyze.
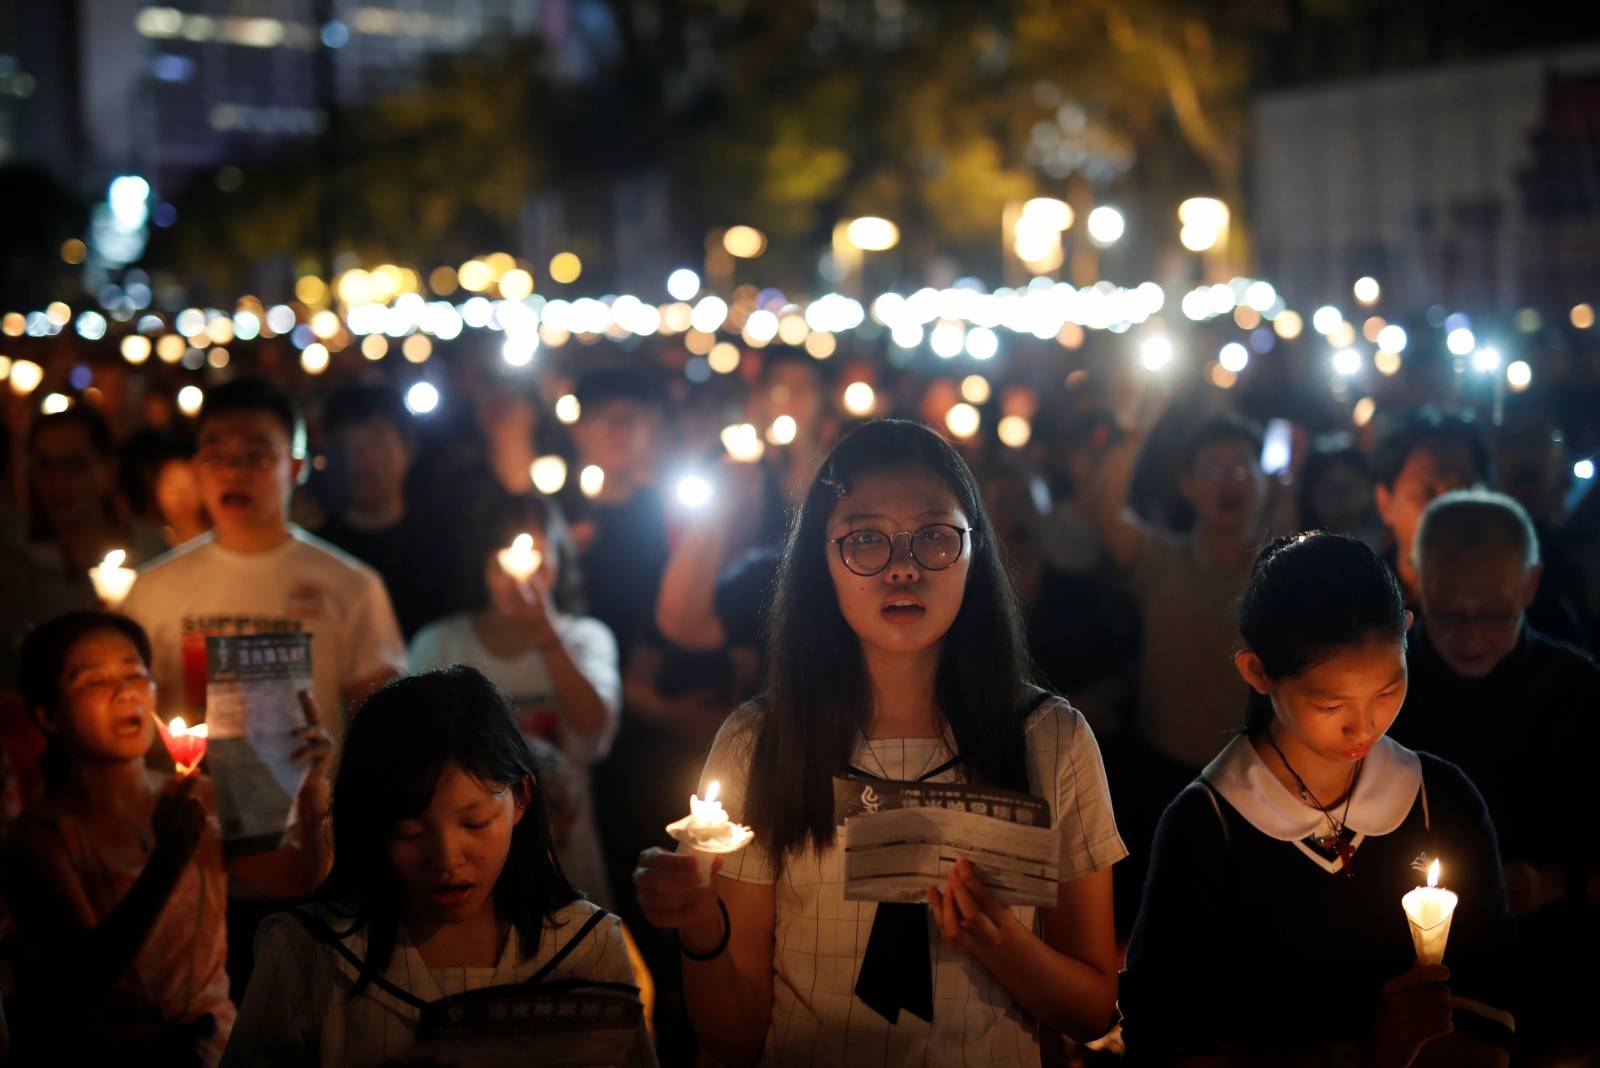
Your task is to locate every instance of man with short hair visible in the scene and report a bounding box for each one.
[1393,488,1600,1060]
[122,377,405,739]
[1371,407,1491,604]
[316,383,462,639]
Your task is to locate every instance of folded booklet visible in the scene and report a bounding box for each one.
[834,777,1061,908]
[205,633,313,856]
[416,988,643,1067]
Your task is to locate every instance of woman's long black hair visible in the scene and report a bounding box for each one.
[1237,532,1408,737]
[316,667,578,993]
[745,419,1036,865]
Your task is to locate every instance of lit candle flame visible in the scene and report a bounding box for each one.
[497,533,542,582]
[1427,859,1440,888]
[706,780,721,804]
[170,715,188,735]
[88,548,137,608]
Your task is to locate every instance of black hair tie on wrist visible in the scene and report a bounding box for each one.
[676,898,731,961]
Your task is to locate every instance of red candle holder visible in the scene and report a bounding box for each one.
[155,714,209,775]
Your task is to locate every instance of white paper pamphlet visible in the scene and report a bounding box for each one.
[833,776,1060,908]
[205,633,312,855]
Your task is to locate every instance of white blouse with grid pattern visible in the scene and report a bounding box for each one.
[703,696,1127,1067]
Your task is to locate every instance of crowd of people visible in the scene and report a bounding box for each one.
[0,346,1596,1066]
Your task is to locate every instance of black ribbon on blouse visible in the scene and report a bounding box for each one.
[846,752,965,1026]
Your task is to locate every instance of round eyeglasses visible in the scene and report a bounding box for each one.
[830,524,971,577]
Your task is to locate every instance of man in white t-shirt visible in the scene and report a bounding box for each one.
[122,377,405,739]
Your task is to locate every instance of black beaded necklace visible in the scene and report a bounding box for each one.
[1265,732,1364,875]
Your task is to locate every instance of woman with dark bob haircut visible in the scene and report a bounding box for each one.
[224,667,653,1066]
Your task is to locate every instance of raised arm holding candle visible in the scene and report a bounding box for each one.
[497,532,543,585]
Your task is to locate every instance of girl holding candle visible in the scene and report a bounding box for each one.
[633,418,1127,1066]
[1121,532,1516,1066]
[2,610,333,1066]
[408,493,620,907]
[223,667,653,1067]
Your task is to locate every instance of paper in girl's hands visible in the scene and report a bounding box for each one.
[414,988,643,1067]
[204,634,314,855]
[834,777,1060,908]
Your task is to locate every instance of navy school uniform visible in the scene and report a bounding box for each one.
[1121,734,1516,1064]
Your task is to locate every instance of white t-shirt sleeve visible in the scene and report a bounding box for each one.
[1035,700,1129,881]
[221,913,328,1066]
[695,706,777,885]
[558,617,622,716]
[342,569,407,692]
[553,616,622,766]
[406,620,450,675]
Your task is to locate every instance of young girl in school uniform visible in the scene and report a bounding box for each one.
[1121,532,1516,1067]
[634,418,1126,1066]
[223,666,653,1067]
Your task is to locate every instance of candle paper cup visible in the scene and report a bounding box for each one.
[690,848,720,886]
[1402,887,1458,965]
[666,815,755,887]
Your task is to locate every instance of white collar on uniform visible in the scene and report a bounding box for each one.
[1202,733,1421,843]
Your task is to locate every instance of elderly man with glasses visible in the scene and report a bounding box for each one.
[1390,488,1600,1063]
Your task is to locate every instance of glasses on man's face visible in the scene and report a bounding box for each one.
[830,524,971,577]
[197,448,281,473]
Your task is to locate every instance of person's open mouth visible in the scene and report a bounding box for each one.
[881,596,926,624]
[432,883,475,909]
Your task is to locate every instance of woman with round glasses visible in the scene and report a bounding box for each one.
[633,419,1125,1066]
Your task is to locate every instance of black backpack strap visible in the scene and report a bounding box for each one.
[286,908,431,1011]
[524,906,613,987]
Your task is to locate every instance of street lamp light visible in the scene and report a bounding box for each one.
[833,217,899,296]
[1087,206,1125,247]
[844,217,899,252]
[1178,197,1229,253]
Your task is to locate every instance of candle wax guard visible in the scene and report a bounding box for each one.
[666,787,755,887]
[155,714,210,775]
[1402,885,1459,965]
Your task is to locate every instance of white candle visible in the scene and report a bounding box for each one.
[1401,859,1459,965]
[666,779,754,886]
[688,781,729,829]
[88,549,137,608]
[496,533,542,583]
